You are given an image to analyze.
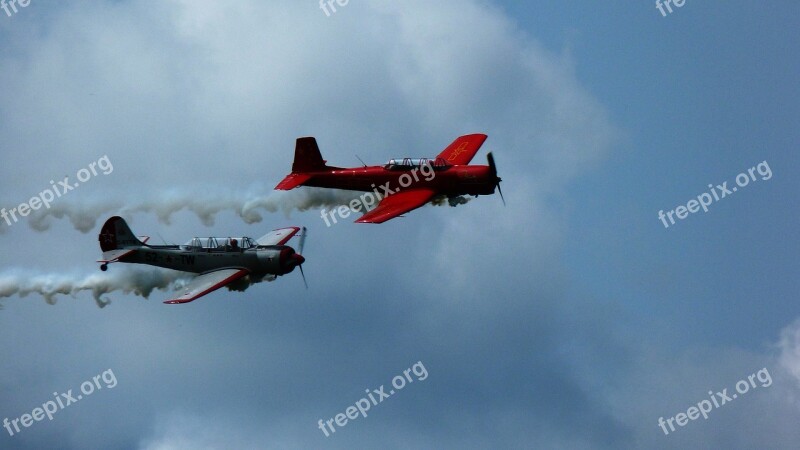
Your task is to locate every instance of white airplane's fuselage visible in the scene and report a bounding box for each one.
[116,244,301,277]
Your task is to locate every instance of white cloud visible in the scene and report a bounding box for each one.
[778,319,800,387]
[0,1,628,448]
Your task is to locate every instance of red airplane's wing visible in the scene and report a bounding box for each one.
[355,188,437,224]
[435,133,488,166]
[164,268,249,304]
[256,227,301,246]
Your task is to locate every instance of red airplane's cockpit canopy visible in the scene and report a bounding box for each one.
[182,237,258,251]
[383,157,450,171]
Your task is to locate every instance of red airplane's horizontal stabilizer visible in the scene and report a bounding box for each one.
[275,173,313,190]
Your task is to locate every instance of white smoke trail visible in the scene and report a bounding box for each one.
[1,187,363,233]
[430,194,473,207]
[0,187,474,235]
[0,268,194,308]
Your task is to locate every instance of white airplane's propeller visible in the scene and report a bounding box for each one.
[299,266,308,289]
[298,226,306,255]
[487,152,505,205]
[297,227,307,289]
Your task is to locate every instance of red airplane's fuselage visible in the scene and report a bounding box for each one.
[300,164,496,197]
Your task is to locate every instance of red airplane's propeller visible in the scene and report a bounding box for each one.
[487,152,505,205]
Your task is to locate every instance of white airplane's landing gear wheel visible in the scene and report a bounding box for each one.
[100,264,108,272]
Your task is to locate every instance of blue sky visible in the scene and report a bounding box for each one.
[546,1,800,349]
[0,1,798,449]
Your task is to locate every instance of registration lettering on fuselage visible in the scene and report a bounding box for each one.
[144,252,195,265]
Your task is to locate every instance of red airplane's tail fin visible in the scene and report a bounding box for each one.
[276,137,337,190]
[292,137,328,172]
[98,216,146,252]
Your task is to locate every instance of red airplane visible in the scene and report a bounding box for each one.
[275,134,503,223]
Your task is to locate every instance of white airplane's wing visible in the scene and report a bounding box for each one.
[164,268,249,304]
[257,227,300,246]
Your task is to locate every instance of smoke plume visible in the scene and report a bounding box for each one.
[0,268,194,308]
[430,194,473,207]
[1,187,364,233]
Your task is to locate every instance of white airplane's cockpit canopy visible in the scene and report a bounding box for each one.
[383,157,450,170]
[181,237,258,251]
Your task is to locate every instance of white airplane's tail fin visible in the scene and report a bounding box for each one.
[98,216,147,252]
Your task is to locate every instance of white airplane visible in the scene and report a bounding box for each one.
[97,216,306,304]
